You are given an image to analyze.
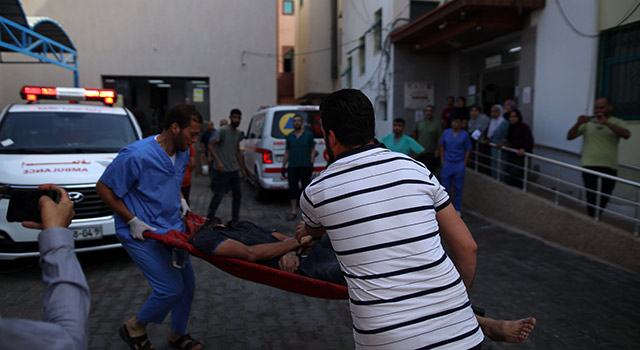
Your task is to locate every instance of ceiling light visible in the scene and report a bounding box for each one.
[509,46,521,53]
[157,84,171,88]
[104,79,116,83]
[148,79,164,84]
[191,80,207,84]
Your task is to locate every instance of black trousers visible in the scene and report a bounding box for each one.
[288,166,313,200]
[582,166,617,217]
[417,152,440,175]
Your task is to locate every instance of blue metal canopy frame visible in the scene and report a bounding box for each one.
[0,15,78,86]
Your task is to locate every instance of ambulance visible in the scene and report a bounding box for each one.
[0,86,143,259]
[241,106,328,200]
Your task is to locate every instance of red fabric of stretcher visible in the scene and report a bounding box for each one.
[143,213,348,300]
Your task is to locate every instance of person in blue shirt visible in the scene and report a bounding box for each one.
[379,118,426,158]
[97,104,203,350]
[440,114,472,216]
[282,114,316,221]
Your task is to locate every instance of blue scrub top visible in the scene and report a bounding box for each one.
[100,136,188,234]
[440,129,472,162]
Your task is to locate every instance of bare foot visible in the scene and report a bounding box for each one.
[479,316,536,344]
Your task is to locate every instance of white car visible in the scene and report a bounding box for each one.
[0,86,142,259]
[241,105,328,200]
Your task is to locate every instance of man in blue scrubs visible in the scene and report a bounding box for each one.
[440,115,472,216]
[97,104,203,350]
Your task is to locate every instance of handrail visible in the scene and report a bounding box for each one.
[481,141,640,188]
[471,140,639,236]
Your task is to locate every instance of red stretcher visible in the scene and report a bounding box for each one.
[143,213,348,300]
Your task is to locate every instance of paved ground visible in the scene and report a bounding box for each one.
[2,174,640,349]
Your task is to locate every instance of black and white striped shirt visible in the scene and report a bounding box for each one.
[301,144,483,349]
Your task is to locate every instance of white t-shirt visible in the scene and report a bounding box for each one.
[301,144,483,350]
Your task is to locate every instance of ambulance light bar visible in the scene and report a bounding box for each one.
[20,86,117,105]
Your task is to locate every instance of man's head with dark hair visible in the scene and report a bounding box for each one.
[594,97,613,118]
[450,114,464,131]
[319,89,375,150]
[162,103,202,152]
[392,118,405,137]
[292,114,304,131]
[425,104,435,119]
[229,108,242,129]
[163,103,203,130]
[469,104,481,118]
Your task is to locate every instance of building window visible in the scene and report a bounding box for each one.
[374,9,382,53]
[359,36,365,75]
[283,49,294,73]
[410,1,439,22]
[283,0,294,15]
[341,57,353,88]
[597,21,640,120]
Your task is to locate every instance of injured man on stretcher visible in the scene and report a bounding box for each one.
[190,218,536,344]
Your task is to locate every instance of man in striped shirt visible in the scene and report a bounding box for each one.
[297,89,484,349]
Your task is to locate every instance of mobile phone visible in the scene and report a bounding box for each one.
[6,189,61,223]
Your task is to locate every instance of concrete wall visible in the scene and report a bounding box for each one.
[531,0,599,154]
[600,0,640,29]
[339,0,414,138]
[294,0,333,99]
[391,47,453,139]
[463,170,640,273]
[1,0,277,130]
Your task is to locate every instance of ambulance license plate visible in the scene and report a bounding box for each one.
[72,227,103,241]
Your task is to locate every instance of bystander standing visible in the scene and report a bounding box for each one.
[567,97,630,217]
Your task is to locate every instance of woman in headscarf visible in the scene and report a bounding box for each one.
[503,109,534,187]
[486,104,509,180]
[503,99,517,120]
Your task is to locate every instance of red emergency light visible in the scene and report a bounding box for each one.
[20,86,117,106]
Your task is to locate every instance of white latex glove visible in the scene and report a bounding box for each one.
[127,216,156,241]
[180,198,190,219]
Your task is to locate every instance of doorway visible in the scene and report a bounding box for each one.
[102,76,210,137]
[481,66,518,113]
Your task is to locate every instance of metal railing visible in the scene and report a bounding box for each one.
[469,141,640,236]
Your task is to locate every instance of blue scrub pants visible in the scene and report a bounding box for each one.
[441,160,466,211]
[118,231,195,335]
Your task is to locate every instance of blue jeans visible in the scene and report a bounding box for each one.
[207,170,242,222]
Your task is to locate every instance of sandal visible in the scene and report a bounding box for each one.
[118,323,154,350]
[169,333,202,350]
[286,213,297,221]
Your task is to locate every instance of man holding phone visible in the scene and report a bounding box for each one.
[567,97,631,217]
[0,184,91,350]
[97,103,203,350]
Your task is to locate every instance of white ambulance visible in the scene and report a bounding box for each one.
[241,105,328,200]
[0,86,142,259]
